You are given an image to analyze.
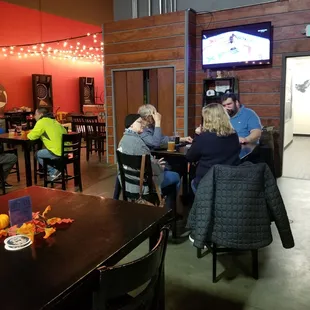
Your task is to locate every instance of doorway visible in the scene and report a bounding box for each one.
[282,54,310,179]
[112,66,175,146]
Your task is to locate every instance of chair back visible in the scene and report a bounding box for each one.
[85,122,106,138]
[116,150,154,202]
[5,113,23,130]
[94,227,169,310]
[61,132,82,160]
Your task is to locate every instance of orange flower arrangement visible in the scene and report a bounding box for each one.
[0,206,74,242]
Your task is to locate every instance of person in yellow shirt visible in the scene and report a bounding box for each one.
[27,107,67,181]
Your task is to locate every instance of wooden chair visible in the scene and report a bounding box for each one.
[116,151,178,238]
[43,133,82,191]
[93,227,169,310]
[85,122,106,162]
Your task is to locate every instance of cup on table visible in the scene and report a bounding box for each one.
[16,126,22,135]
[8,129,15,136]
[174,132,180,145]
[167,141,175,152]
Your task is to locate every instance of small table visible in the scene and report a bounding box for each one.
[0,132,34,186]
[0,186,172,310]
[152,143,258,196]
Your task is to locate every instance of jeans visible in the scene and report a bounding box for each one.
[0,153,17,181]
[36,149,59,176]
[161,171,180,210]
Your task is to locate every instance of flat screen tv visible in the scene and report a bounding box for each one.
[201,22,272,70]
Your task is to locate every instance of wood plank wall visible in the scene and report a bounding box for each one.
[187,10,197,136]
[103,12,186,163]
[193,0,310,128]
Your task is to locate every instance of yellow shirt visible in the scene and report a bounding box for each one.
[27,117,67,156]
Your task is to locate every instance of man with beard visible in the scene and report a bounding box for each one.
[221,93,262,144]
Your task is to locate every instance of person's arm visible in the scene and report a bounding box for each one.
[140,127,164,148]
[242,111,262,143]
[244,129,262,143]
[185,135,202,162]
[27,121,44,140]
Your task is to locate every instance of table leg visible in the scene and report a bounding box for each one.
[24,144,32,187]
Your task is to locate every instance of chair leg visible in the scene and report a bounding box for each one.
[15,158,20,182]
[86,141,90,161]
[43,161,48,188]
[212,243,217,283]
[197,248,202,258]
[251,249,259,280]
[61,166,66,191]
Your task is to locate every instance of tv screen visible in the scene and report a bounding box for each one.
[202,22,272,69]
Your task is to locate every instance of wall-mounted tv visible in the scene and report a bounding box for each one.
[202,22,272,70]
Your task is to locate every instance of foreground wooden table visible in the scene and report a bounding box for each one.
[0,186,172,310]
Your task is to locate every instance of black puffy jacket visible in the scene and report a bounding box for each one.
[187,162,294,250]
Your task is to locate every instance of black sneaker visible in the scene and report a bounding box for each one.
[0,182,13,189]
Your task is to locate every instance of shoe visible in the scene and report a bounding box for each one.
[48,171,61,182]
[0,182,13,189]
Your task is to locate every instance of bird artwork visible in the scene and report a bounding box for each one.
[295,79,310,93]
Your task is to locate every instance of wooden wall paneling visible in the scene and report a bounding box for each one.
[113,71,128,145]
[157,67,174,136]
[126,70,144,114]
[149,69,158,109]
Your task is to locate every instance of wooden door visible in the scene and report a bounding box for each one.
[126,70,144,114]
[157,68,174,136]
[149,69,158,110]
[114,71,128,145]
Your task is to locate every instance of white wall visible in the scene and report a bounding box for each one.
[284,56,310,148]
[284,61,294,148]
[291,57,310,135]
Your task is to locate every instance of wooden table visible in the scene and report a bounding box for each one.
[0,132,34,186]
[152,143,258,197]
[0,186,172,310]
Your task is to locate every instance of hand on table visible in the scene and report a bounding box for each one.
[181,136,193,143]
[239,137,249,144]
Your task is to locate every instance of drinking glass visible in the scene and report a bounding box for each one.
[167,141,175,152]
[174,132,180,145]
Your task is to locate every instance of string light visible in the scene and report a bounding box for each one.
[0,31,103,65]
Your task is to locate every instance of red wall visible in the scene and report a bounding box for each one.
[0,1,104,113]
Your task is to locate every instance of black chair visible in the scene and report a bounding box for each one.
[43,133,82,191]
[3,148,20,182]
[197,244,258,283]
[116,151,178,239]
[85,122,106,162]
[33,140,43,185]
[93,227,169,310]
[0,164,6,195]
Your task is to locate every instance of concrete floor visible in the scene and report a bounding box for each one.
[4,149,310,310]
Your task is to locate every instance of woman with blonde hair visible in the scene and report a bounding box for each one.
[186,103,240,192]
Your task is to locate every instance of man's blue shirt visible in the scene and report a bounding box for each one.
[230,105,262,138]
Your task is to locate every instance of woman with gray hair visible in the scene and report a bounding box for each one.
[138,104,192,149]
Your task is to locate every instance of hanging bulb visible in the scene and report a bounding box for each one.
[101,42,104,45]
[10,46,14,50]
[4,54,7,57]
[41,43,45,47]
[63,41,68,47]
[77,42,80,45]
[87,33,90,36]
[32,45,37,49]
